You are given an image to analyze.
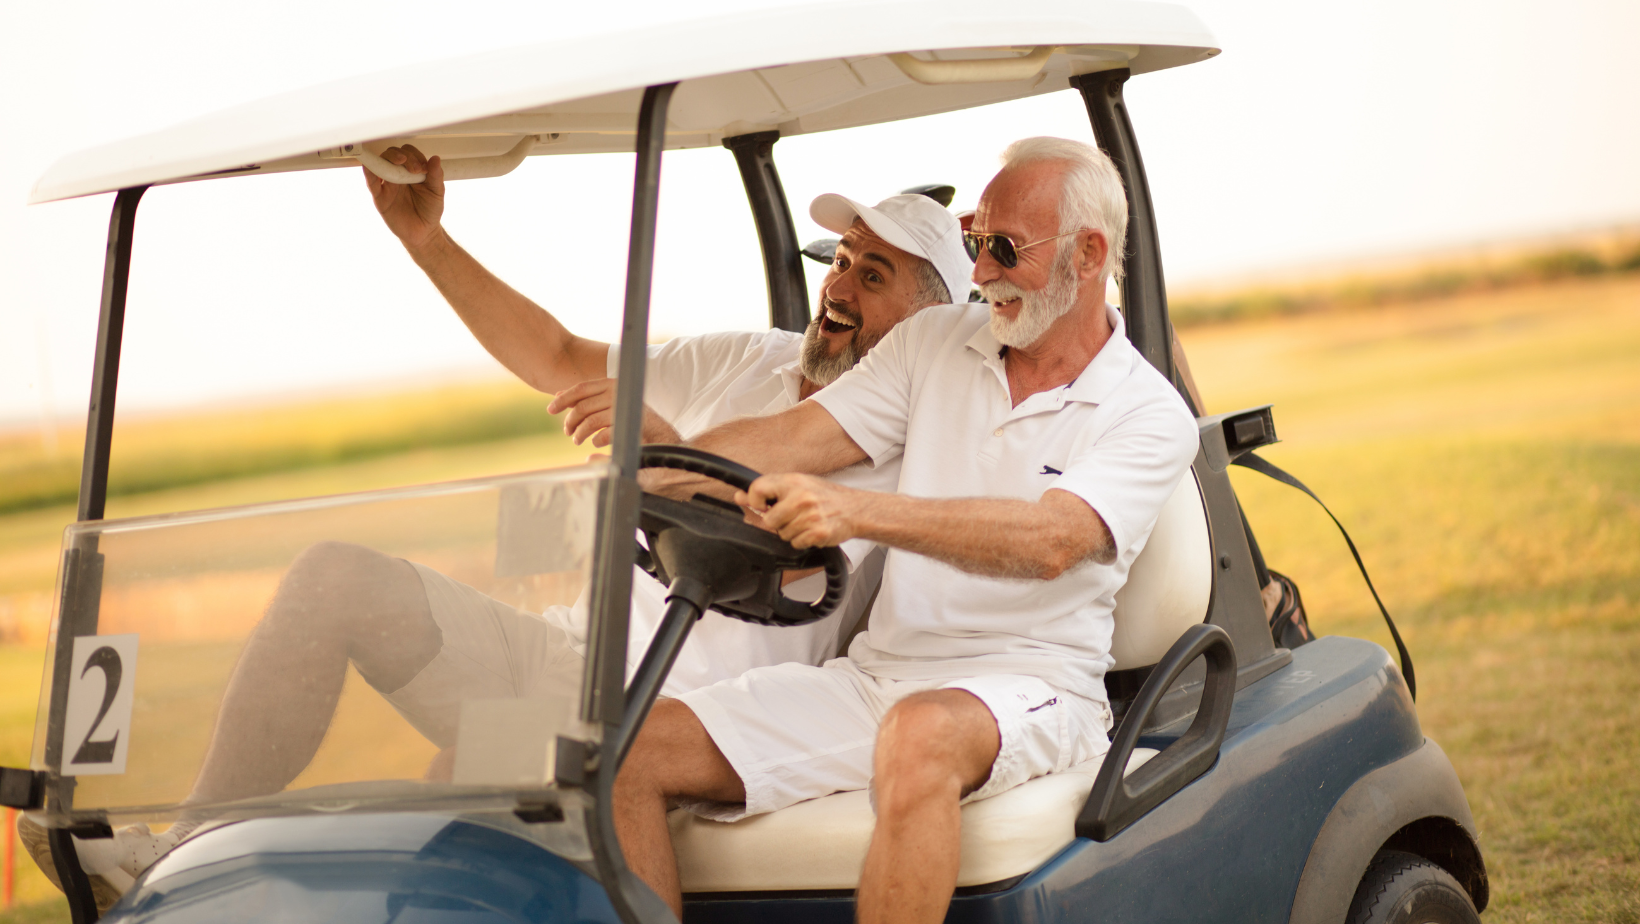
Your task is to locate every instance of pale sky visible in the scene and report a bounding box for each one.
[2,0,1637,428]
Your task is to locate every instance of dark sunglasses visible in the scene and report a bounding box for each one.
[962,228,1087,269]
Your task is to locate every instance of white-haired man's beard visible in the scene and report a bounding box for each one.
[799,299,877,386]
[978,245,1082,348]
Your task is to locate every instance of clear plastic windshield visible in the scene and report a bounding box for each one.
[30,464,606,828]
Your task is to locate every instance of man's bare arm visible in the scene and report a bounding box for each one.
[855,489,1115,577]
[640,401,869,500]
[695,401,868,476]
[368,147,609,395]
[740,477,1115,578]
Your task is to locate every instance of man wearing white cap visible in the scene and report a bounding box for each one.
[349,148,974,701]
[20,146,974,910]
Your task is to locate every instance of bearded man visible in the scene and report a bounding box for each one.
[613,136,1200,924]
[22,147,970,909]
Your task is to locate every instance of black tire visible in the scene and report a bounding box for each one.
[1347,850,1481,924]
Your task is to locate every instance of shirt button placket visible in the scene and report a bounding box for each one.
[993,427,1004,437]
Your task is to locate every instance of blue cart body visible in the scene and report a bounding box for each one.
[105,638,1478,924]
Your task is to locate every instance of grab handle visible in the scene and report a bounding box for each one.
[354,135,539,184]
[888,46,1058,84]
[1077,623,1236,841]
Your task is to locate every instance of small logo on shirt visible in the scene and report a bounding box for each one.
[1040,465,1063,476]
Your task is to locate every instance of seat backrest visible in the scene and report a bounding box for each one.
[1109,468,1212,670]
[832,546,887,658]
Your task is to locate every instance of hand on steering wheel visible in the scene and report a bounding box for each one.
[637,446,848,626]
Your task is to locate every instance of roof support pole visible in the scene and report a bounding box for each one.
[582,82,683,924]
[1070,71,1178,389]
[723,131,810,333]
[1073,74,1290,703]
[78,186,146,523]
[47,184,147,924]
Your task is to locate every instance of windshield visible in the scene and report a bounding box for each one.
[30,464,605,828]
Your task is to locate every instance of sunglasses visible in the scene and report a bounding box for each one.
[962,228,1088,269]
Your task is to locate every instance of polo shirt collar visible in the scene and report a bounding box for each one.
[963,303,1137,405]
[775,357,807,403]
[1065,304,1137,405]
[964,315,1006,363]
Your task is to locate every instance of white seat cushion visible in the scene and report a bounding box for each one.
[1109,468,1211,670]
[671,748,1158,892]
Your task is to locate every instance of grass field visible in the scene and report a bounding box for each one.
[0,274,1635,920]
[1169,227,1640,327]
[1193,274,1640,922]
[0,377,573,516]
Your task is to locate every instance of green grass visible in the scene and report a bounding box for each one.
[0,274,1635,920]
[1171,233,1640,328]
[1228,438,1640,922]
[0,429,592,598]
[1186,274,1640,922]
[0,899,66,924]
[0,377,576,515]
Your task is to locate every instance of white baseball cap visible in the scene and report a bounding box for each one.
[810,193,972,307]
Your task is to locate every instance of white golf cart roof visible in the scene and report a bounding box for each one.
[30,0,1217,204]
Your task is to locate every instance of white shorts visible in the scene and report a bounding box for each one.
[676,658,1112,821]
[382,563,583,748]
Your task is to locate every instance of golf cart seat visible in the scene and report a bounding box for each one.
[670,469,1212,892]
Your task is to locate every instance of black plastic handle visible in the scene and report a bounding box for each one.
[0,767,44,810]
[1078,623,1237,841]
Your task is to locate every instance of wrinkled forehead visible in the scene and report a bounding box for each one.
[975,161,1068,235]
[836,218,913,274]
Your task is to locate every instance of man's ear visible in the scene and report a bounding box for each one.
[1078,231,1110,281]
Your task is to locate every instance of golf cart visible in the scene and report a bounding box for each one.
[6,1,1488,922]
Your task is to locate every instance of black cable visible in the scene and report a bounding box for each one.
[1233,452,1416,701]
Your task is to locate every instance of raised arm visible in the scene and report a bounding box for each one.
[367,146,609,394]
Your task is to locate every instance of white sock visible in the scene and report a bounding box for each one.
[74,821,196,880]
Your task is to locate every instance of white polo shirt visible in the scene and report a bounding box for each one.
[810,303,1198,703]
[594,331,897,696]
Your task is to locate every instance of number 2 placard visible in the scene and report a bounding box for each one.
[63,634,138,776]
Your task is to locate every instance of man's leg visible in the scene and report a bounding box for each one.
[857,689,1001,924]
[190,541,441,803]
[613,699,746,919]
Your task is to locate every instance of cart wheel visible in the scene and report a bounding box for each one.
[1347,850,1480,924]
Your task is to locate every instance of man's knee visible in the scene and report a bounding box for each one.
[286,541,402,596]
[875,691,1000,806]
[275,541,426,629]
[617,699,745,805]
[268,541,439,686]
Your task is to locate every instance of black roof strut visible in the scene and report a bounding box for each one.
[579,82,688,924]
[1071,69,1188,410]
[724,131,811,334]
[1075,70,1290,691]
[16,184,152,924]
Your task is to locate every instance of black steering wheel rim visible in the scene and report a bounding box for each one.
[636,446,849,626]
[640,445,764,493]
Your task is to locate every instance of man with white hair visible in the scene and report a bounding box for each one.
[613,137,1199,924]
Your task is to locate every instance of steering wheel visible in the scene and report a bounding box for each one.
[636,446,848,626]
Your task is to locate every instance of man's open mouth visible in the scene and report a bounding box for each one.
[820,305,860,334]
